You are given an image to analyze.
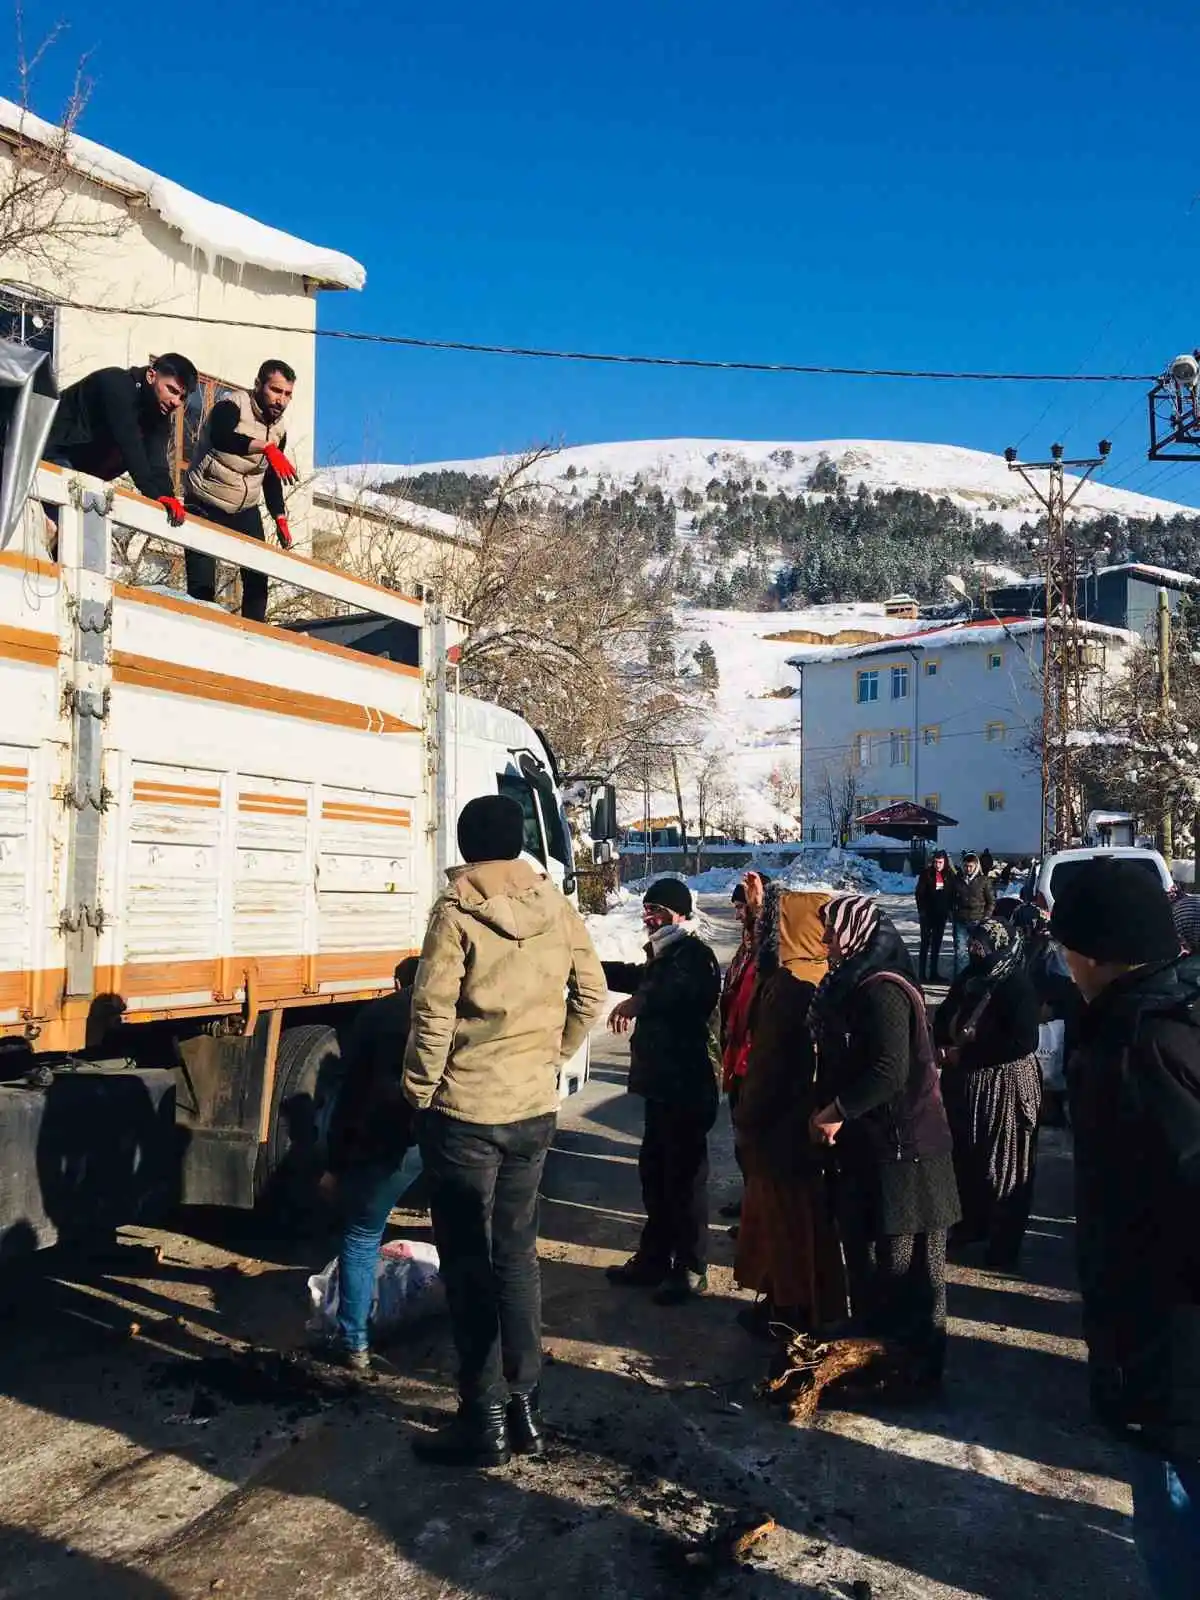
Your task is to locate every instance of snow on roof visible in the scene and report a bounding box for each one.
[0,98,365,289]
[311,474,478,545]
[788,617,1136,667]
[1096,562,1200,590]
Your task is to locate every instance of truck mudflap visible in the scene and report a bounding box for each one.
[0,1068,179,1257]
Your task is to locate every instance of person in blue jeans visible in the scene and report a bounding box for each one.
[320,957,423,1370]
[1049,861,1200,1598]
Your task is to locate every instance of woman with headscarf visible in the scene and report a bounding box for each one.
[934,919,1042,1269]
[808,894,960,1392]
[717,872,768,1222]
[734,885,847,1338]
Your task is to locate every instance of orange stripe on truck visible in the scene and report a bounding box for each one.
[112,651,420,736]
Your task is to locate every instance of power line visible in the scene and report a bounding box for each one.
[39,292,1161,383]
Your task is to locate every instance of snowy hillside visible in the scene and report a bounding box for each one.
[626,604,926,839]
[330,437,1197,532]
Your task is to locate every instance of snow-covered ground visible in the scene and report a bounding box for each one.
[332,437,1197,531]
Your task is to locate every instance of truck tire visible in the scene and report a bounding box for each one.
[256,1023,343,1228]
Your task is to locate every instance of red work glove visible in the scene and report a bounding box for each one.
[275,517,293,550]
[157,495,186,528]
[263,443,297,483]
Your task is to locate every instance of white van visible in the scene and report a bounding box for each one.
[1028,846,1174,915]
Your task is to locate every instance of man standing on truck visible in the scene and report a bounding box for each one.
[403,794,606,1469]
[183,359,299,623]
[45,354,199,528]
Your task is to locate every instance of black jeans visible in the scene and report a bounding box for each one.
[638,1098,710,1275]
[918,913,947,982]
[183,498,268,622]
[419,1109,556,1407]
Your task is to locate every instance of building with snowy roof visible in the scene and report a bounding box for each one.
[0,96,365,544]
[308,473,481,599]
[790,618,1135,857]
[989,562,1200,643]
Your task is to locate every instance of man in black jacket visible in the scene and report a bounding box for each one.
[1050,861,1199,1599]
[318,957,423,1371]
[604,878,722,1304]
[45,356,198,527]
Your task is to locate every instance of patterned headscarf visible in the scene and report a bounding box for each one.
[819,893,881,966]
[1173,893,1200,956]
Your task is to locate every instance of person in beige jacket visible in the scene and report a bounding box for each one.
[403,793,606,1469]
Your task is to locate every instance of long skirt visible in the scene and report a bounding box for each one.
[735,1169,847,1328]
[943,1053,1042,1268]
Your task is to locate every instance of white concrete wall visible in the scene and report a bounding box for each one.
[800,637,1045,856]
[310,496,479,599]
[0,154,333,540]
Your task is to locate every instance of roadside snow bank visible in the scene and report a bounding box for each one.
[623,847,915,899]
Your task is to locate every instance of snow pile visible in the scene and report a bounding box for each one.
[345,438,1199,531]
[583,898,647,964]
[622,846,915,899]
[0,98,365,289]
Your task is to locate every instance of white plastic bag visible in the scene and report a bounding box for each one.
[1037,1019,1066,1093]
[307,1238,445,1339]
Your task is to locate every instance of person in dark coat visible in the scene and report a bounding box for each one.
[319,957,423,1369]
[605,877,723,1304]
[951,853,995,975]
[914,847,956,983]
[45,357,198,526]
[1050,861,1199,1600]
[935,919,1042,1267]
[808,894,961,1388]
[979,847,995,877]
[734,885,847,1337]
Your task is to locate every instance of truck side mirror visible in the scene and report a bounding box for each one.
[592,783,618,842]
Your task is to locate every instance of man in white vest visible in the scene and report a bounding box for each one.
[183,359,299,621]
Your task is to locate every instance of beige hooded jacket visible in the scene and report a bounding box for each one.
[402,858,607,1124]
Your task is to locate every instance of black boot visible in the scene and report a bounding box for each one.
[506,1387,545,1457]
[412,1401,510,1468]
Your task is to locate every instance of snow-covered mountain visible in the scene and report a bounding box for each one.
[329,437,1198,531]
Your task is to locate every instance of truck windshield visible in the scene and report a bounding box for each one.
[498,776,546,863]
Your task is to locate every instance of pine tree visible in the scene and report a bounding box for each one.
[694,640,719,688]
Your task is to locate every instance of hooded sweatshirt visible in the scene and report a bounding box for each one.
[402,858,607,1125]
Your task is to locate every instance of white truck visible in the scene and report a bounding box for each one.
[0,455,613,1252]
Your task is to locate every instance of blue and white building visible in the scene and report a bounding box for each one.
[792,618,1133,857]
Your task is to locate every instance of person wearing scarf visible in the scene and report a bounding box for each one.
[934,919,1042,1269]
[808,894,961,1392]
[734,886,847,1339]
[717,872,769,1222]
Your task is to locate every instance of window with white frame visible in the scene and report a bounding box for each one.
[987,650,1003,672]
[857,733,873,767]
[985,721,1006,743]
[891,664,910,699]
[890,730,912,767]
[922,725,940,746]
[923,658,939,677]
[923,793,940,811]
[856,669,879,704]
[986,791,1005,812]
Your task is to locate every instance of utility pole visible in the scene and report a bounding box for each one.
[1004,439,1112,855]
[1158,587,1173,861]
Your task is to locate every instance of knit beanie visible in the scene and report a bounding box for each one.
[1049,859,1180,965]
[643,877,693,919]
[457,794,525,863]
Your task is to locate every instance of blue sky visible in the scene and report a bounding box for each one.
[20,0,1200,505]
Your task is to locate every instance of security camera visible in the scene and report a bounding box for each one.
[1169,353,1200,386]
[1098,439,1112,457]
[1051,443,1064,460]
[1004,446,1018,464]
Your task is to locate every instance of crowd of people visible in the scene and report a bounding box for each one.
[43,354,299,619]
[314,801,1199,1598]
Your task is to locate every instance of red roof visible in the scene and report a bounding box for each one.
[857,800,958,828]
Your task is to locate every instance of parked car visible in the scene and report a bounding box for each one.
[1024,846,1174,915]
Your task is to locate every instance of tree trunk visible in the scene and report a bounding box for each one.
[671,752,691,875]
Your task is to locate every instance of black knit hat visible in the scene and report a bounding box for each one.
[644,877,693,918]
[457,795,525,863]
[1049,859,1181,965]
